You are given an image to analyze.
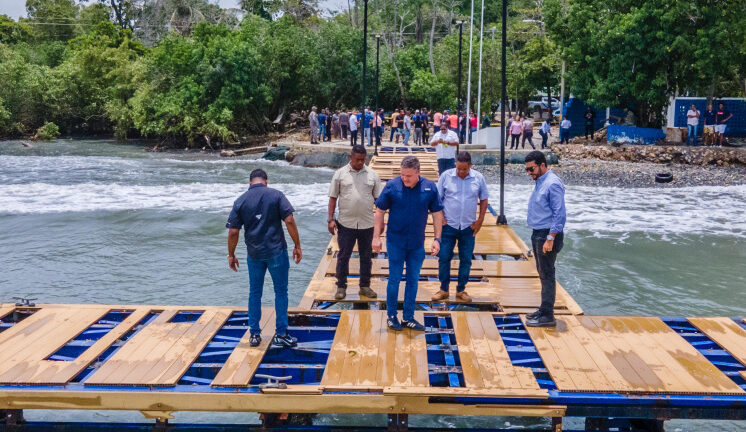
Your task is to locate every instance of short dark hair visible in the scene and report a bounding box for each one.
[401,155,420,170]
[250,168,268,181]
[456,151,472,164]
[351,145,367,155]
[524,151,547,166]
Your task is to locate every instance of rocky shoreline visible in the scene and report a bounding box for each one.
[481,159,746,188]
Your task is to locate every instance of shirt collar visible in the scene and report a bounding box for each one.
[536,169,552,184]
[400,176,422,189]
[347,163,367,173]
[249,183,267,190]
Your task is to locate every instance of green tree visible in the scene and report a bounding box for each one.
[26,0,79,42]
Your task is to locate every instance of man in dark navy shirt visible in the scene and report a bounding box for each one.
[227,169,302,348]
[373,156,444,332]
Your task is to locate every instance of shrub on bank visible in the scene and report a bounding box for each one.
[35,122,60,140]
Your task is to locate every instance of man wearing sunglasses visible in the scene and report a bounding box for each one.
[524,151,566,327]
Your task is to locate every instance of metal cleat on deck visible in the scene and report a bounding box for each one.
[12,296,37,307]
[255,374,292,389]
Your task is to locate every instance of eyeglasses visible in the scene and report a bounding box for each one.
[525,166,538,172]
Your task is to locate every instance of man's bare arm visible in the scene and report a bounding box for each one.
[284,214,302,264]
[327,197,337,235]
[372,208,385,252]
[227,228,240,271]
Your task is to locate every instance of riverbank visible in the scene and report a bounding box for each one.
[481,159,746,188]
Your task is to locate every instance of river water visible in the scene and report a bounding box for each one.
[1,139,745,430]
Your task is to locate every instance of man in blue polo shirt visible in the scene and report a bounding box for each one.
[373,156,444,331]
[226,169,302,348]
[524,151,566,328]
[432,152,489,303]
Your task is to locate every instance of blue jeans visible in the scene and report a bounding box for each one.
[389,127,398,141]
[385,240,425,321]
[437,158,455,175]
[402,128,411,145]
[560,128,570,144]
[364,127,371,144]
[438,225,476,292]
[687,124,698,146]
[247,249,289,336]
[319,124,326,141]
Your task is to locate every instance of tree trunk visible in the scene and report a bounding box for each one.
[384,35,407,105]
[429,0,437,75]
[415,2,423,43]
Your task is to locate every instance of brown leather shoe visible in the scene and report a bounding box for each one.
[358,286,377,298]
[431,290,449,301]
[455,291,472,302]
[334,287,346,300]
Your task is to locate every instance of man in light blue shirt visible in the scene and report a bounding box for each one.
[432,152,489,303]
[524,151,566,327]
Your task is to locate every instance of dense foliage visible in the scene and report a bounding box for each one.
[0,0,743,143]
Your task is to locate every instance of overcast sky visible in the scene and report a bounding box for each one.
[0,0,347,20]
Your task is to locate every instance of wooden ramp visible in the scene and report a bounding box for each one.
[301,277,581,315]
[526,315,745,395]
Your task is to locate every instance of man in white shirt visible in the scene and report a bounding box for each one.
[402,110,412,145]
[686,104,700,147]
[430,126,459,174]
[559,118,571,144]
[349,110,359,146]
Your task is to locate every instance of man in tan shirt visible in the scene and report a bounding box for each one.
[328,145,383,299]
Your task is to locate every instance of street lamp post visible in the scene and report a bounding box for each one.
[360,0,369,147]
[456,20,465,138]
[374,34,381,156]
[498,0,507,225]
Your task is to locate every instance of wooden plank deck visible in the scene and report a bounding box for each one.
[689,317,746,369]
[451,311,546,397]
[526,315,745,395]
[0,306,111,384]
[86,308,231,386]
[303,277,579,315]
[0,308,149,385]
[325,258,539,278]
[212,310,276,387]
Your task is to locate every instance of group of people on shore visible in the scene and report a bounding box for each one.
[686,102,733,146]
[225,144,567,347]
[308,106,493,147]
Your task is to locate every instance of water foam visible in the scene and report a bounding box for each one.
[2,181,744,238]
[494,184,746,239]
[0,182,331,215]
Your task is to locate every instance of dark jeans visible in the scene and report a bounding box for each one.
[437,158,455,175]
[438,225,475,292]
[350,129,358,146]
[510,133,521,149]
[341,125,348,139]
[522,132,535,149]
[386,240,425,321]
[531,229,564,317]
[335,223,374,289]
[247,249,289,336]
[585,124,594,139]
[539,131,548,148]
[390,127,398,141]
[376,126,383,146]
[560,128,570,144]
[433,125,440,133]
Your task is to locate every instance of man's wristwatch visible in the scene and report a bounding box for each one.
[327,217,335,223]
[546,234,555,241]
[227,254,235,259]
[433,238,441,244]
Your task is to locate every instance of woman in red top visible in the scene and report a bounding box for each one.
[469,113,478,143]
